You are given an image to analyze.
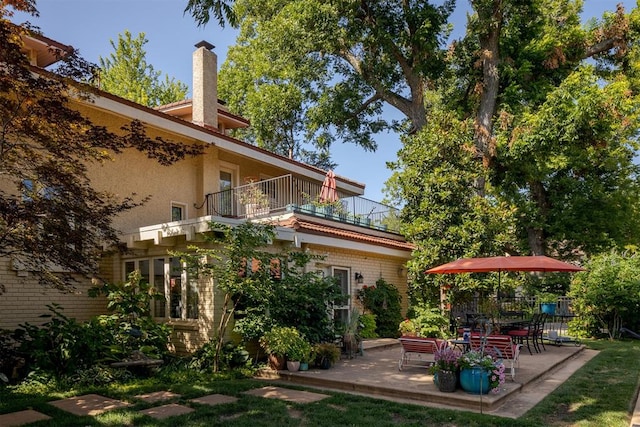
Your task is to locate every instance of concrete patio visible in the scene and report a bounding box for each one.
[258,338,597,417]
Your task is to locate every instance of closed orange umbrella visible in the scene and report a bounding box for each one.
[319,170,338,203]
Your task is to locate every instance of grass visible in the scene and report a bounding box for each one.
[1,339,639,426]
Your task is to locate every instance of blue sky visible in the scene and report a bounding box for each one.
[12,0,634,202]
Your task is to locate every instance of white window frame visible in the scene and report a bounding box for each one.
[123,257,199,321]
[171,201,187,222]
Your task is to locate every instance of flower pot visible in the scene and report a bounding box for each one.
[540,303,556,316]
[319,358,332,369]
[268,354,286,370]
[437,370,457,392]
[286,360,300,372]
[299,362,309,371]
[460,367,490,395]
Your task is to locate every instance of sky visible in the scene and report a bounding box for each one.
[11,0,636,202]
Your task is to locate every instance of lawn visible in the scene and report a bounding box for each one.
[1,339,639,426]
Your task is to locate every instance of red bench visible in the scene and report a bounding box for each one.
[469,334,521,380]
[397,337,445,371]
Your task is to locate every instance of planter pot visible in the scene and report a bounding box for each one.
[299,362,309,371]
[437,370,457,393]
[540,303,556,316]
[460,367,490,395]
[286,360,300,372]
[268,354,286,370]
[318,358,332,370]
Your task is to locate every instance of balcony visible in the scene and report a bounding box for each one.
[197,174,400,233]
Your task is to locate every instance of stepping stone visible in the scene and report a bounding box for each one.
[138,403,194,420]
[135,390,180,403]
[245,386,329,404]
[49,393,130,416]
[0,409,51,426]
[190,394,238,406]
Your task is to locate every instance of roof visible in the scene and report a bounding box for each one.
[280,217,414,251]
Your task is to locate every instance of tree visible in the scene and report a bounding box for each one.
[175,221,342,371]
[188,0,454,164]
[0,2,203,292]
[569,249,640,339]
[188,1,640,265]
[98,30,188,107]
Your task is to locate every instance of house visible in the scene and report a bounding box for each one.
[0,30,413,353]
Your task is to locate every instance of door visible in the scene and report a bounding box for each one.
[218,170,234,216]
[332,267,350,327]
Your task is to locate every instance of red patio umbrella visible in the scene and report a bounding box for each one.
[425,255,585,298]
[425,256,585,274]
[319,170,339,203]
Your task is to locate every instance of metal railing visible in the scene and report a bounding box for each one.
[197,174,400,232]
[450,296,575,321]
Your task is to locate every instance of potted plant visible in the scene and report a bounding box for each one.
[298,341,313,371]
[458,350,505,395]
[398,318,418,337]
[313,343,340,369]
[238,180,270,217]
[537,292,558,316]
[343,309,362,358]
[285,335,311,372]
[430,342,461,392]
[259,326,302,370]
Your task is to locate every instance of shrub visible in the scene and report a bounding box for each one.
[15,304,107,377]
[569,250,640,339]
[407,303,449,338]
[358,278,403,337]
[359,313,378,339]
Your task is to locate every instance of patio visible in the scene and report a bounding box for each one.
[259,338,595,417]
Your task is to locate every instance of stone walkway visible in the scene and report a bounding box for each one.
[0,386,328,426]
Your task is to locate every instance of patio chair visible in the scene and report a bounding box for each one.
[507,314,540,355]
[534,313,548,352]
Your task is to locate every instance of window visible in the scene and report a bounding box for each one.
[124,257,198,320]
[171,202,186,221]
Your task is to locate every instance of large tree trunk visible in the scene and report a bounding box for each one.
[527,180,550,255]
[472,0,503,195]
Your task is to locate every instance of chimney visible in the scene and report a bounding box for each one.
[192,40,218,129]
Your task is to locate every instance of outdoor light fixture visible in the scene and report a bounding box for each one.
[355,272,364,284]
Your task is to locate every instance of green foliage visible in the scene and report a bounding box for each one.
[14,304,107,377]
[359,313,378,339]
[569,249,640,339]
[98,30,188,107]
[259,326,306,359]
[89,270,173,361]
[174,221,342,370]
[358,278,403,338]
[406,303,449,338]
[386,108,518,305]
[312,343,340,365]
[189,341,250,372]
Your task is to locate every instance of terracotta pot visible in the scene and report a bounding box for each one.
[268,354,285,370]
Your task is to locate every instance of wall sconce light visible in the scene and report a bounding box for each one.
[355,272,364,284]
[397,266,407,278]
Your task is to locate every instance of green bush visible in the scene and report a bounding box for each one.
[358,278,403,337]
[569,250,640,339]
[15,304,107,377]
[407,303,449,338]
[359,313,378,338]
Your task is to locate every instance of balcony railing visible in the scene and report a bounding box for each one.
[197,174,400,232]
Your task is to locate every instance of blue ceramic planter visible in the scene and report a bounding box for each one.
[459,367,490,395]
[540,303,556,315]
